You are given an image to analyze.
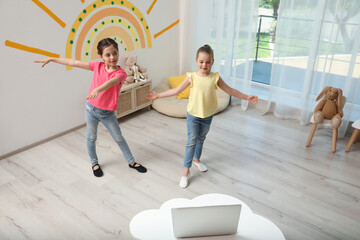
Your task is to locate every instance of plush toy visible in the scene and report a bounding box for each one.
[123,56,148,84]
[306,86,344,152]
[313,86,343,128]
[132,63,147,83]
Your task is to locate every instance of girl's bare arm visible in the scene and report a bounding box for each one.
[34,57,90,70]
[146,77,191,100]
[87,77,121,99]
[217,77,258,104]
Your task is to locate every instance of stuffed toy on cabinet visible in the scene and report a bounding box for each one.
[123,56,148,84]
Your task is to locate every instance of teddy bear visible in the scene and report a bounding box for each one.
[313,86,343,128]
[123,56,148,84]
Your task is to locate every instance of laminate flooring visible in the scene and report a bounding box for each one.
[1,105,360,240]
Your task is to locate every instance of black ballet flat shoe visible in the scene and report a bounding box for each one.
[92,164,103,177]
[129,162,147,173]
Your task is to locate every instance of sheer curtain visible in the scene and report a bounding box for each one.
[179,0,259,111]
[265,0,360,137]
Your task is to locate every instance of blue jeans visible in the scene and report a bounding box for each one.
[184,112,213,168]
[85,102,135,165]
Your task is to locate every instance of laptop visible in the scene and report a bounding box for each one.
[171,204,242,238]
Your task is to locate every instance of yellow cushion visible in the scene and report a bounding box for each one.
[167,74,190,99]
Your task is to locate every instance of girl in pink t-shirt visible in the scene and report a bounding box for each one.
[34,38,147,177]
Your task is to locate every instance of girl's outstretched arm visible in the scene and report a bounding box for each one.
[145,76,191,100]
[33,57,90,70]
[217,77,258,104]
[86,77,121,99]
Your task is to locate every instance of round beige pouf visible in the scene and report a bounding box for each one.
[151,81,230,118]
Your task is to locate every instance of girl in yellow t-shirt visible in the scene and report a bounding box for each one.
[146,45,258,188]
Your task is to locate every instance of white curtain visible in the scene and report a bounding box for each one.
[265,0,360,137]
[179,0,259,111]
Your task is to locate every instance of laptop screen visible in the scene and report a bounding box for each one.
[171,204,242,238]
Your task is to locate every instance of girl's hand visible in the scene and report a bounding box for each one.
[247,95,258,104]
[33,58,52,68]
[145,90,159,100]
[86,89,99,99]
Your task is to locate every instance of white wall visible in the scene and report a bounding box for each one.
[179,0,212,74]
[0,0,180,157]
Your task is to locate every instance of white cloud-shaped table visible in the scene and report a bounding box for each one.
[129,193,285,240]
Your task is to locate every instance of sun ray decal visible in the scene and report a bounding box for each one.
[32,0,66,28]
[5,40,60,58]
[154,19,179,39]
[147,0,157,15]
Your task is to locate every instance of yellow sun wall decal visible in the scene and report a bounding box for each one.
[5,0,179,69]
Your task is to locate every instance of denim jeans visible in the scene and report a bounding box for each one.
[184,112,213,168]
[85,102,135,165]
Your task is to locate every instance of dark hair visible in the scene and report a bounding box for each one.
[97,38,118,55]
[196,44,214,60]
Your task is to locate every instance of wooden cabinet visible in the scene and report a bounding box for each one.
[116,79,152,118]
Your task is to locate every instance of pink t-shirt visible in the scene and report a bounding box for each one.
[87,61,127,111]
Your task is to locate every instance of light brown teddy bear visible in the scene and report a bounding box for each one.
[123,56,148,84]
[313,86,343,128]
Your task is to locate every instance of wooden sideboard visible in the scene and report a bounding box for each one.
[116,79,152,118]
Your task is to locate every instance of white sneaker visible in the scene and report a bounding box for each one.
[179,173,190,188]
[193,161,207,172]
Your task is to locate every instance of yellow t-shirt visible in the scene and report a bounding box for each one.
[186,71,219,118]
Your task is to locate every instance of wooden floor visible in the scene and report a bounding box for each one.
[1,105,360,240]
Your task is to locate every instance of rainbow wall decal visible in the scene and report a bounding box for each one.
[66,0,152,69]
